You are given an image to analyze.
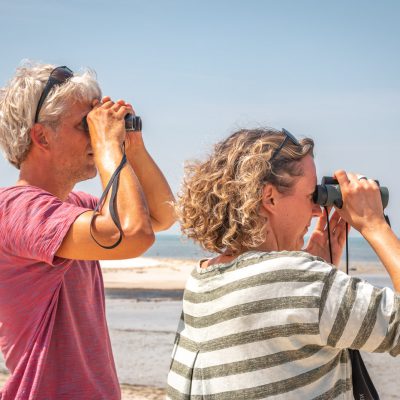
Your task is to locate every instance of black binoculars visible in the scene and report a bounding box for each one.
[313,176,389,209]
[81,114,142,132]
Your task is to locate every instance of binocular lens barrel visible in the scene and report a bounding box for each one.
[81,114,142,132]
[313,177,389,209]
[124,114,142,131]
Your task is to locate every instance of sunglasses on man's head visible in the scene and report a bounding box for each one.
[34,66,74,123]
[270,128,301,161]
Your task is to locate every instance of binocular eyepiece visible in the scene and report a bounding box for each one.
[81,114,142,132]
[313,176,389,209]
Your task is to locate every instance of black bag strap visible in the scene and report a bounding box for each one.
[90,144,127,249]
[349,349,380,400]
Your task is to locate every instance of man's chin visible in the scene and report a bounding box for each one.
[78,168,97,182]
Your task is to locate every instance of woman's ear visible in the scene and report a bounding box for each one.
[260,183,279,216]
[30,124,49,150]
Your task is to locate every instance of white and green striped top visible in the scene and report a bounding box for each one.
[167,251,400,400]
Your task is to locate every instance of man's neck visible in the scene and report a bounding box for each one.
[18,162,74,201]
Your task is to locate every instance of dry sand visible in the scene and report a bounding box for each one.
[101,257,196,290]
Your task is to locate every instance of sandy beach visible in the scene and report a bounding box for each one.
[0,371,166,400]
[102,257,399,399]
[0,257,398,399]
[100,257,196,290]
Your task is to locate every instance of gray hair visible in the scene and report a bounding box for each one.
[0,61,102,169]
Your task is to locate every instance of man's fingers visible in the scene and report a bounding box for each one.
[91,98,100,107]
[125,103,134,114]
[102,100,115,109]
[115,105,129,118]
[111,102,124,112]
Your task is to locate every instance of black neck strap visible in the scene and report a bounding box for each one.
[90,144,127,249]
[325,206,349,272]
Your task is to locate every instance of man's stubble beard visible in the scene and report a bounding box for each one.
[77,164,98,183]
[59,162,97,188]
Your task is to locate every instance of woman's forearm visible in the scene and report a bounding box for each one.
[362,222,400,292]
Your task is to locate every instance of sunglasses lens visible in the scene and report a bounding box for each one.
[281,128,300,146]
[34,66,74,123]
[270,128,301,161]
[50,66,73,83]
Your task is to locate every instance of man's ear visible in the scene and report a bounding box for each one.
[260,183,278,215]
[30,124,49,149]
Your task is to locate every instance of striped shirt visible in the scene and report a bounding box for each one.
[167,250,400,400]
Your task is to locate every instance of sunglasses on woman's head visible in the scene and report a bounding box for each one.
[270,128,301,161]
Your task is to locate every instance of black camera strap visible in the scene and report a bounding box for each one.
[324,207,380,400]
[89,144,127,249]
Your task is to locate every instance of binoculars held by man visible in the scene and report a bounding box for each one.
[81,114,142,132]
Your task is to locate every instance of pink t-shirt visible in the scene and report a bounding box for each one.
[0,186,120,400]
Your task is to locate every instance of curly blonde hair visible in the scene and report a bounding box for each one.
[0,61,101,169]
[177,128,314,254]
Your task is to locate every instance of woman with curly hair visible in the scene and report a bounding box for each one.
[167,128,400,399]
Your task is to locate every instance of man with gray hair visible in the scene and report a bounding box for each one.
[0,62,175,399]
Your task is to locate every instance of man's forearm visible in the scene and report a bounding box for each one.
[94,143,153,241]
[126,143,175,232]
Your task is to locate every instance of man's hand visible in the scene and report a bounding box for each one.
[106,99,145,152]
[87,97,130,151]
[305,208,348,266]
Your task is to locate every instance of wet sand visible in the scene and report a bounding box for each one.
[0,371,166,400]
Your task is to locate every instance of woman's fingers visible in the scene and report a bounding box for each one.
[329,211,341,232]
[315,213,327,232]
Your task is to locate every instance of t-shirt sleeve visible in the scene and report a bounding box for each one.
[1,188,93,265]
[318,267,400,356]
[68,190,99,210]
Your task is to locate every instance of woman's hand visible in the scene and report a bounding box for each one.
[335,170,386,236]
[305,208,348,266]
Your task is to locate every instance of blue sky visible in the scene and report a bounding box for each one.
[0,0,399,235]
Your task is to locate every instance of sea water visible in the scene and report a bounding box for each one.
[144,234,381,263]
